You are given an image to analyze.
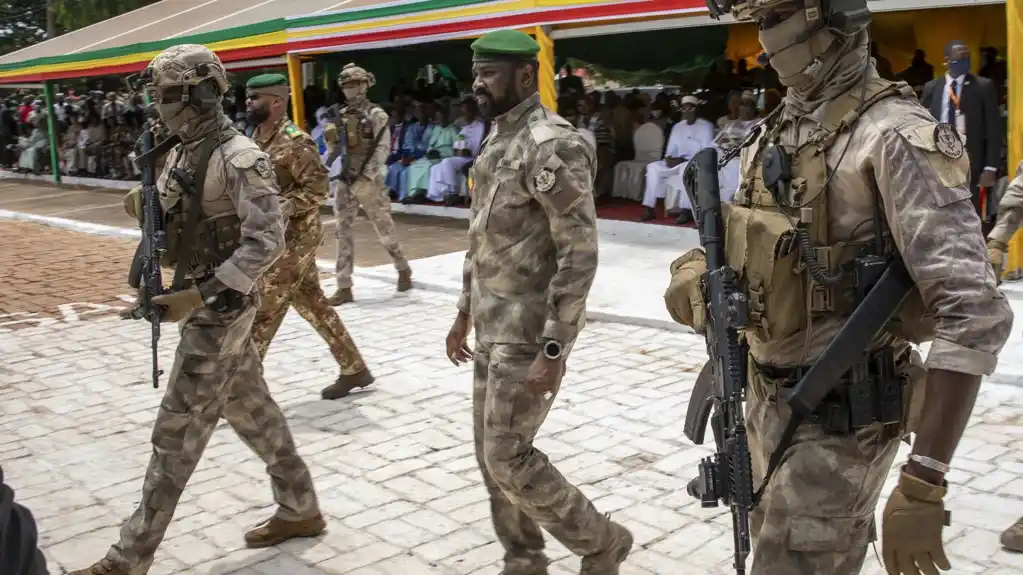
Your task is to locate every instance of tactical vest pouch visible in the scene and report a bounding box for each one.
[722,203,807,342]
[161,204,184,269]
[197,214,242,266]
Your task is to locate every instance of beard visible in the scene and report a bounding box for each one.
[246,107,269,126]
[475,89,515,120]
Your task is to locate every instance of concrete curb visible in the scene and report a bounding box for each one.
[0,208,692,332]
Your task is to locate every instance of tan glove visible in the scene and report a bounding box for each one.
[882,469,951,575]
[664,249,707,333]
[123,185,142,219]
[151,287,203,323]
[988,239,1007,285]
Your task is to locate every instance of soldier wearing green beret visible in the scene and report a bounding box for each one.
[244,73,376,400]
[444,29,633,575]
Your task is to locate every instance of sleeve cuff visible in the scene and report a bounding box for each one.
[542,319,578,343]
[923,338,998,376]
[214,260,256,295]
[456,292,471,315]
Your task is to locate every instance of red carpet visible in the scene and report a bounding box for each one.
[594,198,694,227]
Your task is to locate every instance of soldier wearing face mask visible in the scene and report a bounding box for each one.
[663,0,1011,574]
[74,45,325,575]
[324,63,412,305]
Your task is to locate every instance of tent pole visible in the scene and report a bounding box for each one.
[535,25,556,111]
[1007,0,1022,278]
[287,53,306,131]
[42,80,61,184]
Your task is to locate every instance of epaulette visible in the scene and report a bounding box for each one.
[283,123,304,139]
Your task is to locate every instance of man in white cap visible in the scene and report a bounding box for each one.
[639,94,715,223]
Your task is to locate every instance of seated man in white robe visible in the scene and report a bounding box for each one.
[639,95,715,223]
[426,98,485,203]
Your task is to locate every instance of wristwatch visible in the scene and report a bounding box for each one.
[542,339,563,360]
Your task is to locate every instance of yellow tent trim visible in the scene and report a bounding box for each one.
[288,0,529,40]
[0,31,287,79]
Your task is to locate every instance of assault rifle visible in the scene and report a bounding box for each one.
[681,148,916,575]
[680,147,753,575]
[126,121,180,389]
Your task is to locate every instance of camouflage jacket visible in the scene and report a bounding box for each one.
[458,93,599,345]
[253,117,328,216]
[989,160,1023,246]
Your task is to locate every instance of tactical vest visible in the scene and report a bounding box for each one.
[340,105,376,173]
[159,137,242,280]
[728,78,934,345]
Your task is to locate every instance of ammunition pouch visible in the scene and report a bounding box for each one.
[161,206,241,272]
[754,346,906,435]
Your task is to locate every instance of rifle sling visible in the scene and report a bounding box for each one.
[353,126,386,181]
[170,135,220,292]
[133,132,181,170]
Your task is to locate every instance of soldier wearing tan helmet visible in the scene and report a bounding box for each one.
[71,44,325,575]
[663,0,1011,573]
[324,63,412,306]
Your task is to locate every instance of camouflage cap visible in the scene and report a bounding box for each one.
[471,29,540,60]
[338,63,375,88]
[144,44,229,95]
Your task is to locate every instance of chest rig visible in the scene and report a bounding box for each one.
[729,78,920,344]
[161,134,242,283]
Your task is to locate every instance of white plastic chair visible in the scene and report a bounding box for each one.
[612,122,664,201]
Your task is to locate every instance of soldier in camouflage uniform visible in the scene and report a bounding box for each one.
[71,45,324,575]
[324,63,412,305]
[663,0,1012,573]
[244,73,375,400]
[986,160,1023,551]
[445,30,633,575]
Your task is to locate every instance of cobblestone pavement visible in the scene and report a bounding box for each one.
[2,220,1023,574]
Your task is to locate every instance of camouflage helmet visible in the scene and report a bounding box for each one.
[706,0,795,20]
[141,44,230,97]
[337,63,375,88]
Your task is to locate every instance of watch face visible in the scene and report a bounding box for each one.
[544,340,562,358]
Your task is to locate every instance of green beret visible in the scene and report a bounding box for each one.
[246,73,288,89]
[471,30,540,60]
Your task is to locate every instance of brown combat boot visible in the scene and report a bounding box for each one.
[326,287,353,306]
[244,513,326,549]
[580,521,633,574]
[68,558,129,575]
[1001,516,1023,551]
[501,556,550,575]
[397,269,413,292]
[321,368,375,400]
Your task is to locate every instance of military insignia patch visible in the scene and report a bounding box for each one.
[284,123,303,139]
[534,168,556,193]
[254,157,274,179]
[934,123,964,160]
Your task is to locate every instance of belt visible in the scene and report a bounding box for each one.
[753,346,904,434]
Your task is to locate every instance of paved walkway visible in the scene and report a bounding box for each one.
[1,215,1022,574]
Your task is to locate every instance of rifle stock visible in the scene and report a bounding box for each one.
[681,147,752,575]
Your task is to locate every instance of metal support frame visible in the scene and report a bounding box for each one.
[42,80,61,184]
[287,53,306,131]
[535,25,556,111]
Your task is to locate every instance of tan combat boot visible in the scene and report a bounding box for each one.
[244,513,326,548]
[326,287,353,306]
[68,558,129,575]
[397,269,413,292]
[580,521,633,574]
[1001,516,1023,551]
[321,368,375,400]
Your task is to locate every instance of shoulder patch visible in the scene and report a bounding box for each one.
[253,157,274,179]
[283,123,304,139]
[533,168,556,192]
[933,123,964,159]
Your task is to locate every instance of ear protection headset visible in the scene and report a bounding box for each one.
[186,62,222,112]
[708,0,870,33]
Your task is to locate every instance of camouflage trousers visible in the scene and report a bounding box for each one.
[746,358,914,574]
[251,210,366,375]
[106,296,319,573]
[332,176,409,289]
[472,341,614,569]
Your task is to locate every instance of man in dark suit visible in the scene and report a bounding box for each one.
[921,41,1002,233]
